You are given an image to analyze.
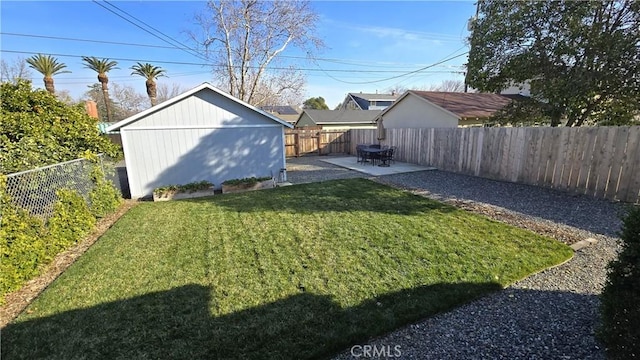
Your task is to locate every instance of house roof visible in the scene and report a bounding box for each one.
[299,109,381,125]
[106,83,293,131]
[259,105,300,115]
[349,92,399,101]
[409,91,513,119]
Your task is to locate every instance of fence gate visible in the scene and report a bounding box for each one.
[285,129,351,157]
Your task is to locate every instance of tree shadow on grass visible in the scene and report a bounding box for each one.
[2,282,502,360]
[180,178,458,216]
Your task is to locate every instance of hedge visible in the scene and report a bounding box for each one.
[0,161,122,304]
[599,206,640,358]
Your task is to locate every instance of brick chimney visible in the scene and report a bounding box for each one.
[85,100,99,119]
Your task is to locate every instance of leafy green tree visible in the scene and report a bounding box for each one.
[82,57,119,122]
[467,1,640,126]
[25,54,70,95]
[130,62,167,107]
[487,97,552,127]
[303,96,329,110]
[0,80,121,174]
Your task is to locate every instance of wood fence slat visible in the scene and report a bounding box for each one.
[537,128,549,184]
[618,126,640,203]
[586,128,608,196]
[345,126,638,203]
[576,127,598,194]
[605,127,630,200]
[567,127,585,190]
[594,128,618,198]
[551,128,568,189]
[513,127,527,183]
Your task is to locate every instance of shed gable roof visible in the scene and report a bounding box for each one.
[106,83,293,131]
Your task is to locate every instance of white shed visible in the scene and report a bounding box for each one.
[106,83,293,198]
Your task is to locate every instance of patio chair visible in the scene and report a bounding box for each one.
[356,144,368,163]
[379,148,394,167]
[387,146,397,164]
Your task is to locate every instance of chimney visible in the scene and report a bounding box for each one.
[85,100,99,119]
[391,90,396,96]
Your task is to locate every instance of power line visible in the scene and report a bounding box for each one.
[0,32,180,50]
[102,0,207,61]
[91,0,207,61]
[1,32,459,69]
[387,45,468,88]
[309,52,469,85]
[0,49,466,74]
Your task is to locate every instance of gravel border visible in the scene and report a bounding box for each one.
[285,156,625,359]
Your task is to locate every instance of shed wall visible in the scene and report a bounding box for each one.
[123,126,285,198]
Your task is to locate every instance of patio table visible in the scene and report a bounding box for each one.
[361,147,389,166]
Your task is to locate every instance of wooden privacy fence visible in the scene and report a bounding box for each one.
[285,129,350,157]
[351,126,640,203]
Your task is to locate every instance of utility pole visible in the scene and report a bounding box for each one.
[464,1,481,93]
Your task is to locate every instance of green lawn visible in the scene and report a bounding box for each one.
[2,178,573,359]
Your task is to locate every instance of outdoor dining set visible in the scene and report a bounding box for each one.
[356,144,397,167]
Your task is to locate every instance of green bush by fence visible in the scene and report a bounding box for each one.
[0,177,49,297]
[88,159,123,218]
[0,160,122,304]
[599,206,640,358]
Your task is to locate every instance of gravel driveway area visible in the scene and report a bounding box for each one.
[286,156,627,359]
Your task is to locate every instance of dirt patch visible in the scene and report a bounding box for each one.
[0,200,138,328]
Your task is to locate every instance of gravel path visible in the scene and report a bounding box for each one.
[285,156,625,359]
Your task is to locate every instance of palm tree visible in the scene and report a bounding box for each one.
[82,56,118,122]
[25,54,70,94]
[130,62,167,107]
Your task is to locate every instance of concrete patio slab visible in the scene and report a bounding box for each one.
[320,156,436,176]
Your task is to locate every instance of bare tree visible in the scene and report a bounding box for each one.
[428,79,465,92]
[384,85,408,96]
[0,57,33,84]
[248,69,305,107]
[84,82,147,122]
[189,0,322,106]
[156,83,187,103]
[55,89,77,106]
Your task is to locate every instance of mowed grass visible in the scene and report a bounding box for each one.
[2,178,573,359]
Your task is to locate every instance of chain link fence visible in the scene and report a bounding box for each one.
[4,157,102,220]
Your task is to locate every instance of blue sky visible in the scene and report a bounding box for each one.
[0,1,476,108]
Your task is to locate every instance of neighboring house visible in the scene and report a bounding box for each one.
[259,105,301,125]
[378,91,514,131]
[106,82,293,198]
[339,92,399,110]
[295,109,381,130]
[500,82,531,97]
